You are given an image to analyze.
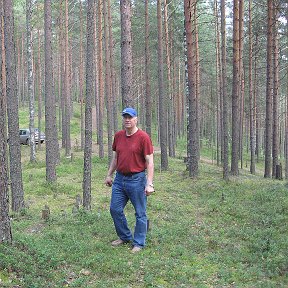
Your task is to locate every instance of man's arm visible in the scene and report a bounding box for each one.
[145,153,154,196]
[104,151,117,187]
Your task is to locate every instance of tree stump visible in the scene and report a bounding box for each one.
[275,164,283,180]
[42,205,50,220]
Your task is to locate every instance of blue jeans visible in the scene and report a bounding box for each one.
[110,171,147,248]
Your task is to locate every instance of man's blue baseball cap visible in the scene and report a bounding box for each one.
[122,107,137,117]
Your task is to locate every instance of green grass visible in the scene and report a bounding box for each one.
[1,104,287,287]
[0,149,287,287]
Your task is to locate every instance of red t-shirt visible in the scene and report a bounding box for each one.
[112,129,153,174]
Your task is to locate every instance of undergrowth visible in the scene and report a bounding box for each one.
[0,150,287,287]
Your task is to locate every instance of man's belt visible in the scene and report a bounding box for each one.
[118,170,144,177]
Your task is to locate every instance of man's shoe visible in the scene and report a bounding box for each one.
[111,239,128,246]
[131,246,142,253]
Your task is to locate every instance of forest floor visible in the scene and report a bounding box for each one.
[0,105,287,287]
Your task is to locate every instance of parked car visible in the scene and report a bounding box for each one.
[19,128,45,145]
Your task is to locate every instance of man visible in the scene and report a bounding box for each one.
[105,107,154,253]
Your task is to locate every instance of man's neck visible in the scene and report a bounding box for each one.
[126,127,138,136]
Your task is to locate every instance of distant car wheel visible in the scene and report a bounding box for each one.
[26,139,29,145]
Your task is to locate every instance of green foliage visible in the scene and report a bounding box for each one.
[1,143,288,286]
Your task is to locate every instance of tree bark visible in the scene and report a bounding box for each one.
[103,0,113,164]
[264,0,274,178]
[79,0,84,151]
[272,2,279,177]
[64,0,71,157]
[97,0,104,159]
[158,0,168,170]
[231,0,240,176]
[44,0,58,183]
[144,0,152,137]
[120,0,133,107]
[83,0,94,211]
[0,0,12,242]
[26,0,36,162]
[248,0,256,174]
[221,0,229,180]
[37,28,43,151]
[164,0,175,158]
[3,0,25,211]
[184,0,198,177]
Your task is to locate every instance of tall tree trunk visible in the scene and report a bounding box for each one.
[238,0,244,170]
[97,0,104,159]
[64,0,71,157]
[37,29,43,151]
[264,0,274,178]
[144,0,152,137]
[120,0,133,107]
[93,1,99,144]
[164,0,175,158]
[107,0,118,133]
[44,0,58,183]
[21,34,25,105]
[214,0,222,167]
[83,0,94,211]
[272,2,279,177]
[26,0,36,162]
[103,0,113,163]
[79,0,84,151]
[157,0,168,170]
[231,0,240,176]
[221,0,229,179]
[0,0,12,242]
[194,2,200,163]
[184,0,198,177]
[285,9,288,179]
[3,0,25,212]
[59,0,66,149]
[248,0,256,174]
[254,34,260,163]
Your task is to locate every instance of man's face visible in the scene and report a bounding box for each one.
[123,114,137,129]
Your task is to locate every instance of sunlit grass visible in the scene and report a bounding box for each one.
[0,105,287,287]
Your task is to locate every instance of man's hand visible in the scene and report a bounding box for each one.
[145,184,155,196]
[105,176,113,187]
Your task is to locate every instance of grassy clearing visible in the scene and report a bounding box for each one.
[0,105,287,287]
[0,147,287,287]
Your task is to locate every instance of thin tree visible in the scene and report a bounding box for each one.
[238,0,244,169]
[184,0,199,177]
[221,0,229,180]
[164,0,175,157]
[107,0,118,133]
[272,1,279,177]
[59,0,66,149]
[64,0,71,157]
[214,0,221,167]
[248,0,256,174]
[37,28,43,151]
[120,0,134,107]
[285,9,288,179]
[231,0,240,176]
[3,0,25,212]
[97,0,104,158]
[103,0,113,163]
[83,0,94,211]
[144,0,152,137]
[79,0,84,151]
[0,0,12,242]
[26,0,36,162]
[157,0,168,170]
[44,0,58,183]
[264,0,274,178]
